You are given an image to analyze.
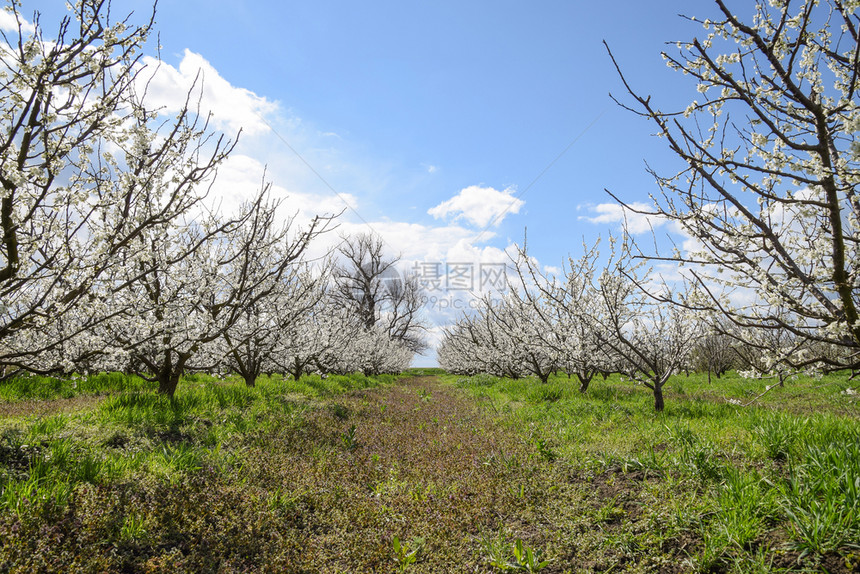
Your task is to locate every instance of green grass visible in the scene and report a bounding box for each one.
[403,367,448,377]
[0,369,857,572]
[0,371,153,401]
[0,371,397,568]
[0,372,544,571]
[446,370,860,572]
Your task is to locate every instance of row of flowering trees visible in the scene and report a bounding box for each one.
[442,0,860,412]
[438,236,852,411]
[0,1,419,396]
[438,238,702,411]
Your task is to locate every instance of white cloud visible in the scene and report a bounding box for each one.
[428,185,524,228]
[332,221,480,263]
[0,9,35,34]
[207,152,358,226]
[136,50,277,136]
[579,201,667,234]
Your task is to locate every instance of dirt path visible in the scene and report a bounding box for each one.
[240,375,575,573]
[0,394,105,419]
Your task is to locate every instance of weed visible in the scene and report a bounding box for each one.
[75,451,104,483]
[392,535,424,572]
[751,413,804,460]
[153,443,204,481]
[713,467,774,550]
[527,385,563,403]
[482,532,550,573]
[482,531,513,571]
[510,539,551,572]
[534,438,557,462]
[0,474,72,517]
[667,423,725,482]
[27,414,69,439]
[341,424,359,451]
[697,526,729,572]
[330,403,350,420]
[594,495,626,524]
[120,513,148,541]
[268,487,301,514]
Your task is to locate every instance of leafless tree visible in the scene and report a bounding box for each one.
[332,232,428,353]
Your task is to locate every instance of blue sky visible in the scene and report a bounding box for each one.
[15,1,717,364]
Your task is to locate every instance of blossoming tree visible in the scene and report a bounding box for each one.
[606,0,860,373]
[0,1,234,377]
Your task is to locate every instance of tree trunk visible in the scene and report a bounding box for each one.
[578,373,593,394]
[653,384,665,412]
[288,357,304,381]
[157,370,181,397]
[155,351,188,398]
[241,361,260,387]
[231,349,258,387]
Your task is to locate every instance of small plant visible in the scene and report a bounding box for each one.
[27,414,69,439]
[418,389,432,402]
[49,439,73,469]
[482,532,550,573]
[392,535,424,572]
[713,467,772,550]
[120,513,148,542]
[670,380,686,396]
[341,424,359,451]
[154,443,204,482]
[509,483,526,499]
[268,487,299,513]
[330,403,350,420]
[528,385,563,403]
[594,495,626,524]
[511,539,551,572]
[75,451,104,483]
[752,414,804,461]
[482,531,513,571]
[668,424,724,482]
[534,438,557,462]
[782,440,860,555]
